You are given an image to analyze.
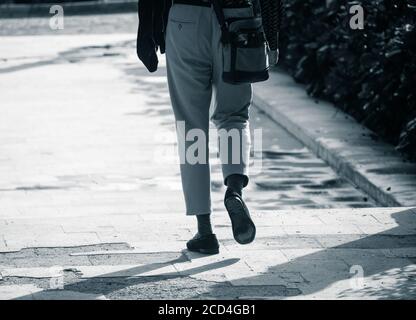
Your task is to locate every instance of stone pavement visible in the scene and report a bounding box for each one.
[0,33,415,299]
[0,207,415,300]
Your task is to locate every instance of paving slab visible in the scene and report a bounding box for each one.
[1,267,64,279]
[0,284,41,300]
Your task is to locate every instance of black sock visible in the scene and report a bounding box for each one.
[197,214,213,236]
[226,174,247,196]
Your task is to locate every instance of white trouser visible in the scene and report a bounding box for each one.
[166,3,252,215]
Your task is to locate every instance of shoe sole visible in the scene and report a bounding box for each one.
[225,196,256,245]
[187,247,220,255]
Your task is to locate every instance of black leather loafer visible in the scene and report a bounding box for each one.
[224,190,256,245]
[186,233,220,255]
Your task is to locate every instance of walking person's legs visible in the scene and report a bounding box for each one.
[211,9,256,245]
[166,2,256,253]
[166,4,220,254]
[166,4,212,216]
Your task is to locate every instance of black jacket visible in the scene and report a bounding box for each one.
[137,0,283,72]
[136,0,171,73]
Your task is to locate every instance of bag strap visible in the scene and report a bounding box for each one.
[210,0,231,43]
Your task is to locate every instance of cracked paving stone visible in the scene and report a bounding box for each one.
[0,244,186,268]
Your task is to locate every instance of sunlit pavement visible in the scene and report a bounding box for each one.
[0,34,415,299]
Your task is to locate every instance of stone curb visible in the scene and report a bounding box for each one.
[0,1,137,18]
[253,71,416,207]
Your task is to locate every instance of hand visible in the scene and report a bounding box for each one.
[137,0,159,73]
[137,32,159,73]
[154,31,166,54]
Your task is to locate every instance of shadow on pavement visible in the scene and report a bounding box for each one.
[203,208,416,299]
[0,41,133,74]
[14,254,240,300]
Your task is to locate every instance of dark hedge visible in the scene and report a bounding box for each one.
[278,0,416,159]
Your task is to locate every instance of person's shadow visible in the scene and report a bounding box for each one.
[14,252,240,300]
[203,208,416,299]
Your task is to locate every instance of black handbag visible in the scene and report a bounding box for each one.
[211,0,270,84]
